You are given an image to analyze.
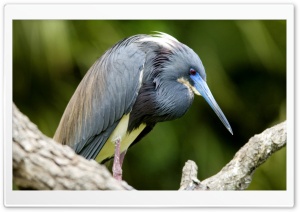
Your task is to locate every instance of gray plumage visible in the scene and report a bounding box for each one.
[54,35,146,159]
[54,32,232,164]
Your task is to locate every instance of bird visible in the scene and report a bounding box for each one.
[54,32,233,181]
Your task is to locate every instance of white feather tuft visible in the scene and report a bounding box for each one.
[139,32,179,50]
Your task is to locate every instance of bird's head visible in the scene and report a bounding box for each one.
[142,32,233,134]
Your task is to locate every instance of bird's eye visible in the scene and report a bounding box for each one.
[189,68,197,76]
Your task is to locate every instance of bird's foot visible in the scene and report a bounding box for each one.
[112,138,123,181]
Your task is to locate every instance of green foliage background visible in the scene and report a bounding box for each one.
[13,20,286,190]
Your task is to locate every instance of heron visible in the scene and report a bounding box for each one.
[54,32,233,181]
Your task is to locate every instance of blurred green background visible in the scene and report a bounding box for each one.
[13,20,286,190]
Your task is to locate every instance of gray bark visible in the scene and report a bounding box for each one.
[13,103,133,190]
[179,121,286,190]
[12,103,286,190]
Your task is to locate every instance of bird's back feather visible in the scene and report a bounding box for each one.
[54,35,149,161]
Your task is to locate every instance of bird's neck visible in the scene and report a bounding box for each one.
[154,81,194,121]
[128,79,194,133]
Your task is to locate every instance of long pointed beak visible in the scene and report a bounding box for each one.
[191,73,233,135]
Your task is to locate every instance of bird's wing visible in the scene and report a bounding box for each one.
[54,35,147,160]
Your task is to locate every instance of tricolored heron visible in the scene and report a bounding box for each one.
[54,32,233,181]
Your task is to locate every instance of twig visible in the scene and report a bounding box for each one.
[179,121,286,190]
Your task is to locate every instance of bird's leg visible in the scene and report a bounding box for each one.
[112,137,123,181]
[119,149,127,168]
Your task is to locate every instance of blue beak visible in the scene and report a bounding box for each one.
[191,73,233,135]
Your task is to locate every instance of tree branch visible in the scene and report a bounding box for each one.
[12,103,286,190]
[12,103,133,190]
[179,121,286,190]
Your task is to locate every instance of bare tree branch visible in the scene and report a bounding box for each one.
[12,103,286,190]
[179,121,286,190]
[13,103,133,190]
